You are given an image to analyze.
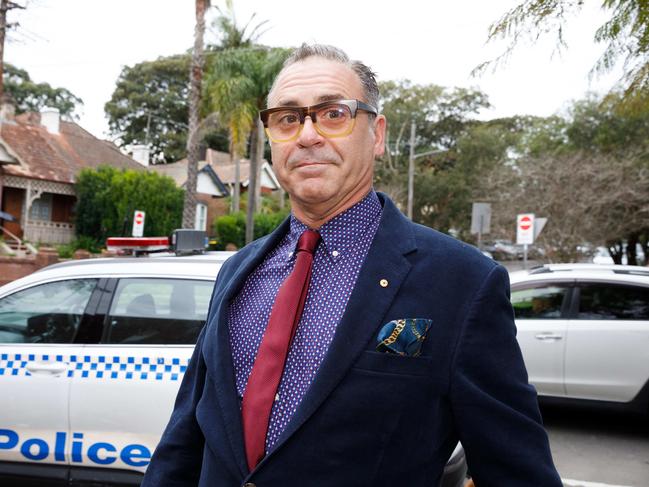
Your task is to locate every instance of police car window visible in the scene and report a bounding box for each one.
[511,286,568,319]
[107,278,213,344]
[0,279,97,343]
[578,283,649,320]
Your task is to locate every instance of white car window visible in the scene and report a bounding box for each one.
[106,278,214,344]
[511,286,568,319]
[0,279,97,343]
[578,283,649,320]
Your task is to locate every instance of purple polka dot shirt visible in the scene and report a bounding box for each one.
[228,190,382,453]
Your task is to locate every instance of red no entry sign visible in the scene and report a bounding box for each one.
[516,213,535,245]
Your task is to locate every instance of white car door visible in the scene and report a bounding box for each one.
[564,281,649,402]
[511,282,573,397]
[67,276,214,475]
[0,278,98,472]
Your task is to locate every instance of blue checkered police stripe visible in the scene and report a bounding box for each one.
[0,353,190,381]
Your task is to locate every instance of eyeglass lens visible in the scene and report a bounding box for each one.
[267,103,353,140]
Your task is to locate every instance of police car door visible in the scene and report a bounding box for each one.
[0,278,98,475]
[67,276,213,476]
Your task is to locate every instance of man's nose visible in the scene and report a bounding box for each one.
[296,116,323,147]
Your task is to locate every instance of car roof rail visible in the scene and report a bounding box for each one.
[613,268,649,277]
[529,265,553,275]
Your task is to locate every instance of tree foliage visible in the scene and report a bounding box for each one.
[75,166,184,244]
[475,93,649,262]
[105,55,196,164]
[204,45,290,243]
[4,63,83,117]
[374,79,491,235]
[476,0,649,109]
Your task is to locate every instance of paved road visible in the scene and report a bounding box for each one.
[540,405,649,487]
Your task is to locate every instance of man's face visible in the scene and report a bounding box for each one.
[267,57,385,217]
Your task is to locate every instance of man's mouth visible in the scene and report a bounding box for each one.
[294,161,329,169]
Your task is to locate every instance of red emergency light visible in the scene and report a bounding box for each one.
[106,236,170,255]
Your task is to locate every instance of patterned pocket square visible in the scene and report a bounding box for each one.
[376,318,433,356]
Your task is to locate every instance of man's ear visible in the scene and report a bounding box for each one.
[372,114,387,157]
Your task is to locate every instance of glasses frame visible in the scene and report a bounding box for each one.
[259,99,378,143]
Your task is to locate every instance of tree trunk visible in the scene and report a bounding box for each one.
[230,139,240,213]
[254,119,264,212]
[182,0,208,229]
[627,232,639,266]
[0,0,7,101]
[245,119,262,244]
[608,241,623,265]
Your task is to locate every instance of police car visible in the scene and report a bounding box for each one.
[0,234,467,487]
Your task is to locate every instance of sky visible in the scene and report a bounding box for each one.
[7,0,623,141]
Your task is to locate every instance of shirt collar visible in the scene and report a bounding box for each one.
[287,190,382,261]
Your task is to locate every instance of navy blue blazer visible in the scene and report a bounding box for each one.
[142,193,561,486]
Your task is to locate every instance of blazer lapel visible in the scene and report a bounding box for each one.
[202,218,291,477]
[257,194,417,468]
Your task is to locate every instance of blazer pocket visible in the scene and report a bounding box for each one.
[352,350,433,377]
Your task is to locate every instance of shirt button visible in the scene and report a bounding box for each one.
[275,393,280,402]
[332,250,339,257]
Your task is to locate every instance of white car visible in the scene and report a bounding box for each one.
[510,263,649,412]
[0,249,467,486]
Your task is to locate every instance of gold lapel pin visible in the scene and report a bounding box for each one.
[379,279,389,288]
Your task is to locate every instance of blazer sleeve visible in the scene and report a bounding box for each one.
[141,325,208,487]
[449,264,562,486]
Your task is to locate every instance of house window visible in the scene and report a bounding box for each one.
[29,193,53,221]
[195,203,207,231]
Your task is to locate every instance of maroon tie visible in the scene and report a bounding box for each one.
[241,229,321,470]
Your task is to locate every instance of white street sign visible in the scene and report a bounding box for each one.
[534,217,548,240]
[132,210,145,237]
[516,213,535,245]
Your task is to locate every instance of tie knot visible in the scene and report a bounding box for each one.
[296,229,321,254]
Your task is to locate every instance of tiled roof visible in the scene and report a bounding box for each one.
[0,113,143,184]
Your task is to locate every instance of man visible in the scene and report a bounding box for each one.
[143,44,562,486]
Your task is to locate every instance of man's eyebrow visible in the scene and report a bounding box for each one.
[274,99,301,107]
[315,94,347,103]
[273,94,348,107]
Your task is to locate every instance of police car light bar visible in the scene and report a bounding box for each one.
[106,237,170,255]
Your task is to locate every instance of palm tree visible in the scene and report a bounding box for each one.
[204,46,289,243]
[182,0,210,229]
[211,0,269,50]
[204,1,268,214]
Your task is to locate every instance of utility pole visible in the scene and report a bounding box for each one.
[407,120,415,219]
[0,1,25,101]
[407,120,447,221]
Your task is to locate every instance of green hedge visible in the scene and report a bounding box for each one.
[213,210,289,249]
[75,166,183,244]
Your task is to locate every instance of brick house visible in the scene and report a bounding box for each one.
[0,106,143,246]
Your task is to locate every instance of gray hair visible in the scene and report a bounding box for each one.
[270,44,380,109]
